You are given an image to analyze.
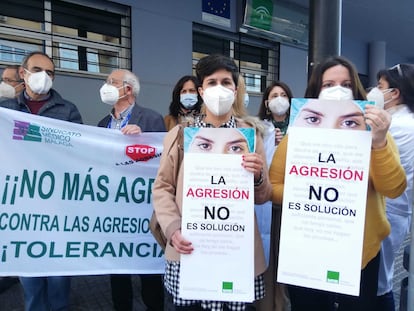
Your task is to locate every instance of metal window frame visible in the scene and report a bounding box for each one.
[192,23,279,94]
[0,0,131,75]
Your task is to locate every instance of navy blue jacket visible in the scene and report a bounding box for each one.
[97,103,166,132]
[0,89,83,124]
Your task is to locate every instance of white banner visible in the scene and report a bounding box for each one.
[0,107,165,276]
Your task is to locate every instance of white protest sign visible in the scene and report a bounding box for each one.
[277,98,372,296]
[179,127,255,302]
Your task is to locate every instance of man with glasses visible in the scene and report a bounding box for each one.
[0,65,25,100]
[0,51,82,122]
[0,64,25,295]
[0,51,83,311]
[98,69,166,311]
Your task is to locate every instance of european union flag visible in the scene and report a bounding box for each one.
[202,0,230,19]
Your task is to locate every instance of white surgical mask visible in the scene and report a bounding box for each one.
[25,69,53,95]
[319,85,353,100]
[0,82,16,99]
[268,96,290,116]
[100,83,125,105]
[244,93,249,107]
[180,93,198,109]
[202,85,235,116]
[366,87,393,109]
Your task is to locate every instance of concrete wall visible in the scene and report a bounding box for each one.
[279,45,308,98]
[54,74,104,126]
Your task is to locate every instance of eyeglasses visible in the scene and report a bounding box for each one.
[1,78,19,83]
[389,64,403,77]
[105,78,128,86]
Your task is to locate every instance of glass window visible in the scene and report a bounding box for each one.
[192,27,279,94]
[0,0,131,75]
[0,0,44,25]
[58,43,79,70]
[0,39,37,63]
[86,49,100,73]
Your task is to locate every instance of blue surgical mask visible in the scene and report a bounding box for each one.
[180,93,198,109]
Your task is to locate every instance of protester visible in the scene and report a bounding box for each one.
[200,73,250,119]
[269,56,407,311]
[98,68,166,311]
[0,57,23,295]
[0,51,83,311]
[258,81,293,146]
[0,275,18,297]
[367,63,414,311]
[152,54,272,310]
[164,75,202,130]
[256,82,294,311]
[0,64,25,99]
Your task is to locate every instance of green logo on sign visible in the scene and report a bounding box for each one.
[222,281,233,293]
[327,270,340,284]
[250,0,273,31]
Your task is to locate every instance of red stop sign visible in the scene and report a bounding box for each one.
[126,144,156,161]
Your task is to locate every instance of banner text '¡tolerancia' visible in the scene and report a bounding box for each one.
[5,240,163,259]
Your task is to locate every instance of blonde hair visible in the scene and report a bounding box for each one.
[233,75,248,118]
[233,76,266,137]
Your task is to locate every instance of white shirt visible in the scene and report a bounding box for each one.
[386,104,414,216]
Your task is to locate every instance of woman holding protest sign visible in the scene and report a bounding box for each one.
[269,56,407,311]
[152,54,272,310]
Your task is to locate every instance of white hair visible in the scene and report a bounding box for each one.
[118,69,140,98]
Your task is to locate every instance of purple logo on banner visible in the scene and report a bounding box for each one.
[13,120,42,142]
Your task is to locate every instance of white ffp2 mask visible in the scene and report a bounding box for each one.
[0,82,16,98]
[268,96,290,115]
[202,85,235,116]
[366,87,393,109]
[26,69,53,95]
[100,83,124,105]
[319,85,353,100]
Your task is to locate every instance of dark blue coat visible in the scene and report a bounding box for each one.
[0,89,83,124]
[97,103,166,132]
